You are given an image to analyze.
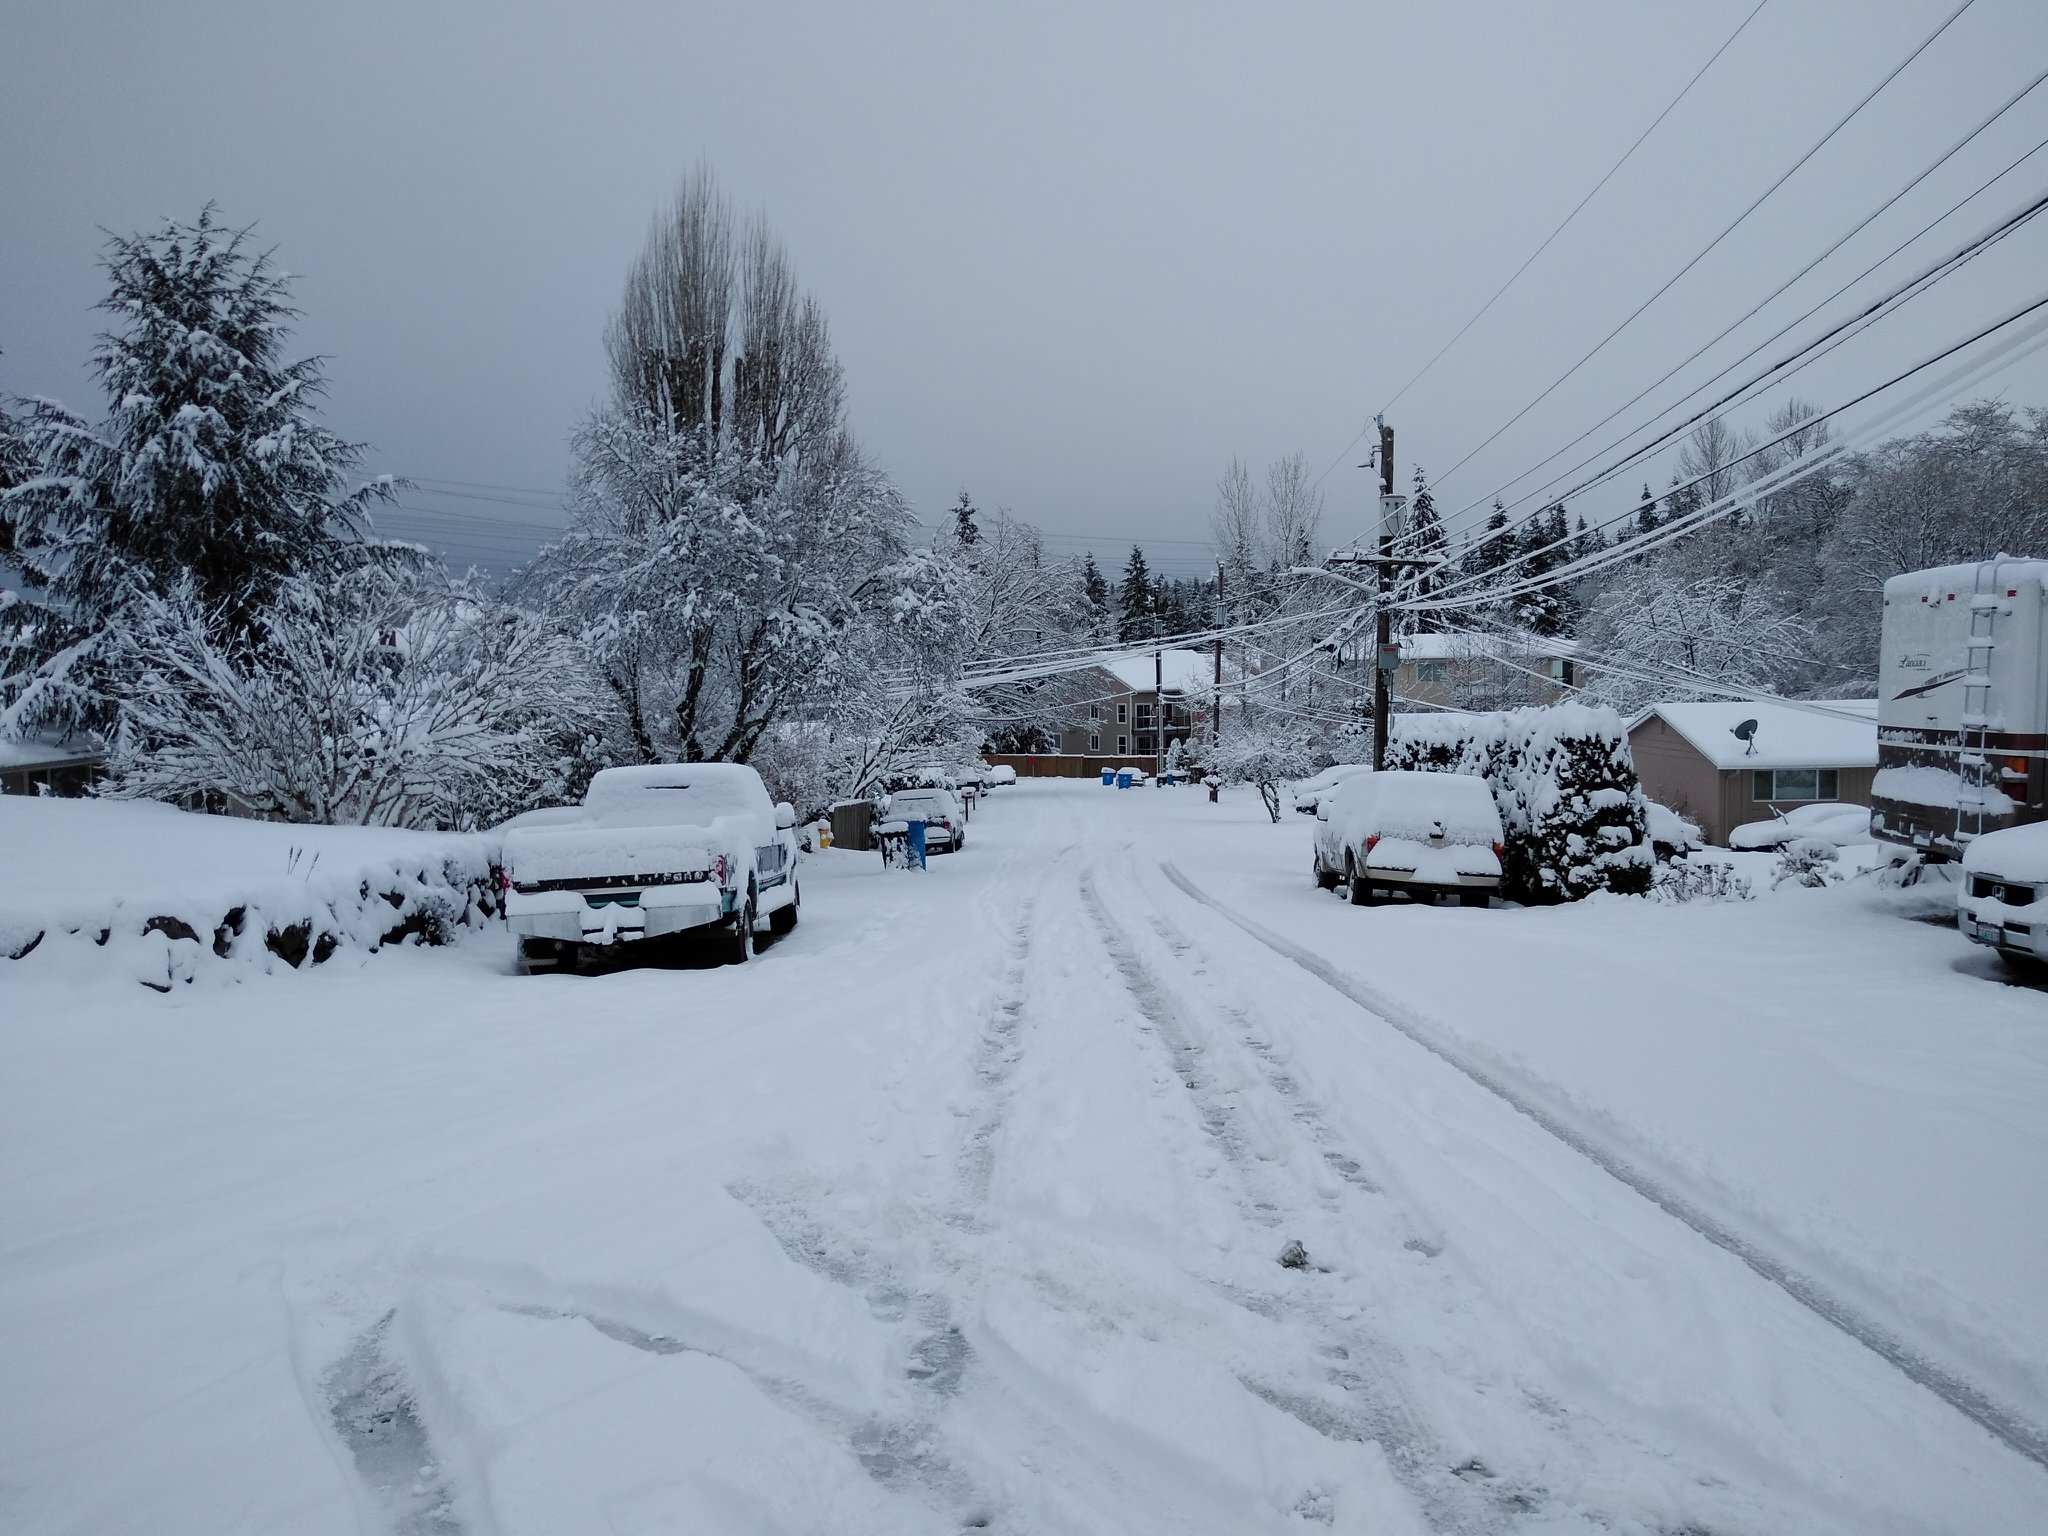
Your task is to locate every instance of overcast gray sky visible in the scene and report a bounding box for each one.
[5,0,2046,580]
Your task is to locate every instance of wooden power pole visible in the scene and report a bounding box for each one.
[1372,416,1396,772]
[1212,562,1224,745]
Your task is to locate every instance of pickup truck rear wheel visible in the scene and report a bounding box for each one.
[770,880,800,935]
[723,889,756,965]
[1314,854,1340,891]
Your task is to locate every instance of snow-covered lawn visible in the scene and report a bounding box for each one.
[2,781,2043,1533]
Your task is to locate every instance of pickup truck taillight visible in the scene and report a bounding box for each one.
[713,854,729,886]
[1364,835,1379,854]
[498,867,512,894]
[1491,842,1503,859]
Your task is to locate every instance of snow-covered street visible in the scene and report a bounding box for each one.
[4,781,2045,1534]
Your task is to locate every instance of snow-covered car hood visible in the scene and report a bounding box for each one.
[1961,817,2048,881]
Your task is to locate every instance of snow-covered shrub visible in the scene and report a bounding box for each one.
[1650,858,1754,904]
[1772,836,1841,890]
[1209,712,1325,822]
[3,841,500,990]
[103,566,605,828]
[1389,704,1652,904]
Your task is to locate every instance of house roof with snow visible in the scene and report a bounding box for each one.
[1628,699,1877,771]
[1091,647,1219,696]
[0,736,104,771]
[1396,629,1578,662]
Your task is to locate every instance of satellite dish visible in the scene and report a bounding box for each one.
[1731,718,1759,756]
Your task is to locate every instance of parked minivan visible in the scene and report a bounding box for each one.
[1312,770,1504,907]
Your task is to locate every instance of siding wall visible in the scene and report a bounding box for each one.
[1627,716,1725,838]
[1717,763,1876,845]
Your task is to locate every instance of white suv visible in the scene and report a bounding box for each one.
[1313,770,1504,908]
[1959,820,2047,971]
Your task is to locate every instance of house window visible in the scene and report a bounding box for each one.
[1416,661,1447,683]
[1753,768,1838,801]
[1550,658,1575,686]
[1135,702,1154,728]
[1136,734,1155,754]
[1118,735,1128,754]
[1088,703,1100,720]
[1089,732,1099,750]
[1116,703,1128,725]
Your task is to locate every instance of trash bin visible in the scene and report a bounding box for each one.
[1116,769,1134,789]
[1101,768,1115,786]
[904,818,927,870]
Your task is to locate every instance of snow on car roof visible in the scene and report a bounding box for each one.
[1631,698,1876,771]
[584,763,773,817]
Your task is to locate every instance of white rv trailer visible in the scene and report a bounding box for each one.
[1872,557,2048,860]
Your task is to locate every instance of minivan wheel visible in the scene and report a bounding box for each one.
[1346,853,1374,906]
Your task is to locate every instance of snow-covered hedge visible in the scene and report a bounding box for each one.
[2,842,501,991]
[1389,704,1653,904]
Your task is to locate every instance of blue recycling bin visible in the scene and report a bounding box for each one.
[904,818,927,869]
[1100,768,1115,786]
[1115,769,1134,789]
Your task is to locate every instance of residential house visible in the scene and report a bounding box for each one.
[990,648,1216,777]
[0,738,106,798]
[1627,698,1878,846]
[1390,630,1580,710]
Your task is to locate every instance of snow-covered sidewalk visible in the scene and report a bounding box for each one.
[2,781,2043,1533]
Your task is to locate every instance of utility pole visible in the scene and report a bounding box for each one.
[1154,647,1165,781]
[1373,416,1396,772]
[1212,562,1224,746]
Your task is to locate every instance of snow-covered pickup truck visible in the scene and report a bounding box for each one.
[502,764,800,973]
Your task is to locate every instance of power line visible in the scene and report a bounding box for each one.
[1430,0,1980,494]
[1426,176,2048,570]
[1412,295,2048,612]
[1450,70,2048,531]
[1377,0,1774,420]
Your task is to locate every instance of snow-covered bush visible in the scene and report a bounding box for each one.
[3,841,500,990]
[103,566,605,828]
[1650,858,1754,904]
[1389,703,1652,903]
[1772,837,1841,890]
[1208,712,1324,822]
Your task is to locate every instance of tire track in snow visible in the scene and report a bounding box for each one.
[1077,866,1523,1534]
[1159,859,2048,1476]
[323,1312,470,1536]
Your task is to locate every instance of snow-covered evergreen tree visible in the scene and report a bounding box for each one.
[1116,545,1155,642]
[1080,554,1111,639]
[1399,465,1451,631]
[2,207,393,742]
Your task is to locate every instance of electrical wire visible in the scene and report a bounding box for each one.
[1429,0,1981,495]
[1377,0,1774,421]
[1448,71,2048,532]
[1415,185,2048,589]
[1412,297,2048,612]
